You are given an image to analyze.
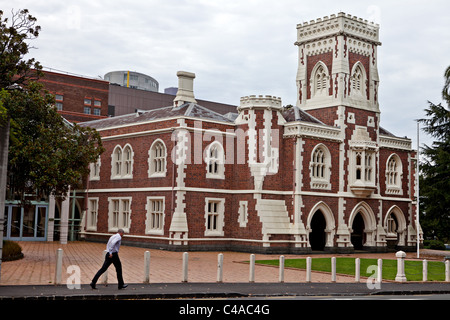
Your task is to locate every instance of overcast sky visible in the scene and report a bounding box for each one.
[3,0,449,147]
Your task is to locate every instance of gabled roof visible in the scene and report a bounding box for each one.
[79,102,234,130]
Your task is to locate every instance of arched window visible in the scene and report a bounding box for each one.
[310,144,331,190]
[123,144,133,177]
[205,142,225,179]
[112,146,122,178]
[111,144,134,179]
[386,154,403,195]
[311,62,329,97]
[350,63,366,96]
[148,140,167,177]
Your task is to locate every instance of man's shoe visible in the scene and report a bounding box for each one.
[90,282,97,290]
[118,284,128,290]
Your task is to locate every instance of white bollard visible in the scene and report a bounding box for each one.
[279,255,285,283]
[331,257,336,283]
[446,260,450,282]
[144,251,151,283]
[422,259,428,282]
[355,258,360,283]
[182,252,189,283]
[101,250,108,285]
[377,259,383,284]
[395,251,407,282]
[55,248,63,285]
[217,253,224,283]
[306,257,312,283]
[249,254,255,283]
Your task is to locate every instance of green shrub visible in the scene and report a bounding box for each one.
[424,239,446,250]
[2,240,24,261]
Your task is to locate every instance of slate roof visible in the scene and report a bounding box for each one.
[282,106,327,125]
[79,102,234,130]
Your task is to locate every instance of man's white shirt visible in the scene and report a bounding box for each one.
[106,233,122,254]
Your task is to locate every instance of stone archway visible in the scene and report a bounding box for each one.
[384,205,407,248]
[307,201,336,250]
[349,201,377,249]
[351,212,365,250]
[310,210,327,250]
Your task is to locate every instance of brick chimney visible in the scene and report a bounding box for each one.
[173,71,197,107]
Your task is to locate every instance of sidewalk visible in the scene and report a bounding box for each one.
[0,241,449,300]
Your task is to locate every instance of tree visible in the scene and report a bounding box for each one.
[418,66,450,242]
[6,81,104,202]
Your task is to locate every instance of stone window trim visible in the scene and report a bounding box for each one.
[204,197,225,237]
[86,197,99,232]
[148,139,167,178]
[310,61,331,97]
[309,143,332,190]
[111,144,134,180]
[145,197,165,235]
[107,197,132,233]
[89,156,101,181]
[205,141,225,180]
[385,153,403,195]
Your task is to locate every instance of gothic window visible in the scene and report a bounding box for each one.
[365,153,373,182]
[89,156,101,181]
[112,146,122,178]
[386,154,403,195]
[310,144,331,190]
[123,145,133,176]
[350,64,365,96]
[355,152,362,180]
[148,140,167,177]
[205,142,225,179]
[311,63,329,97]
[111,144,134,179]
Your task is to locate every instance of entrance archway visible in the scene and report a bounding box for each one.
[310,210,326,251]
[351,212,365,250]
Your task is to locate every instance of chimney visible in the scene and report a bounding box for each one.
[173,71,197,107]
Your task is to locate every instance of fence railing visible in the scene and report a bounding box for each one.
[54,249,450,286]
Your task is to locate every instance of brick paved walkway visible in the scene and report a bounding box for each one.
[0,241,444,286]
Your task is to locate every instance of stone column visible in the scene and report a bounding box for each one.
[395,251,407,282]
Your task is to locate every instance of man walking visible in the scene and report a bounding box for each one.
[90,229,128,289]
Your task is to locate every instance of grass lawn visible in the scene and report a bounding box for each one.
[255,257,447,281]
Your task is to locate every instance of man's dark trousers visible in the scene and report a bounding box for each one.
[92,252,124,288]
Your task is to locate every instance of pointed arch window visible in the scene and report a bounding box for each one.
[205,142,225,179]
[148,140,167,177]
[350,63,366,97]
[311,62,330,97]
[111,144,134,179]
[310,144,331,190]
[386,154,403,195]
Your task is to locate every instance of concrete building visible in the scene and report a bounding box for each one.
[77,13,422,253]
[104,70,159,92]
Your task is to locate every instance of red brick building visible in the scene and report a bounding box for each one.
[39,69,109,123]
[78,13,422,253]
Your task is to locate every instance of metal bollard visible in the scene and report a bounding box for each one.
[279,255,285,283]
[306,257,312,283]
[395,251,407,282]
[331,257,336,283]
[217,253,224,283]
[182,252,189,283]
[249,254,255,283]
[144,251,151,283]
[355,258,360,283]
[55,248,63,285]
